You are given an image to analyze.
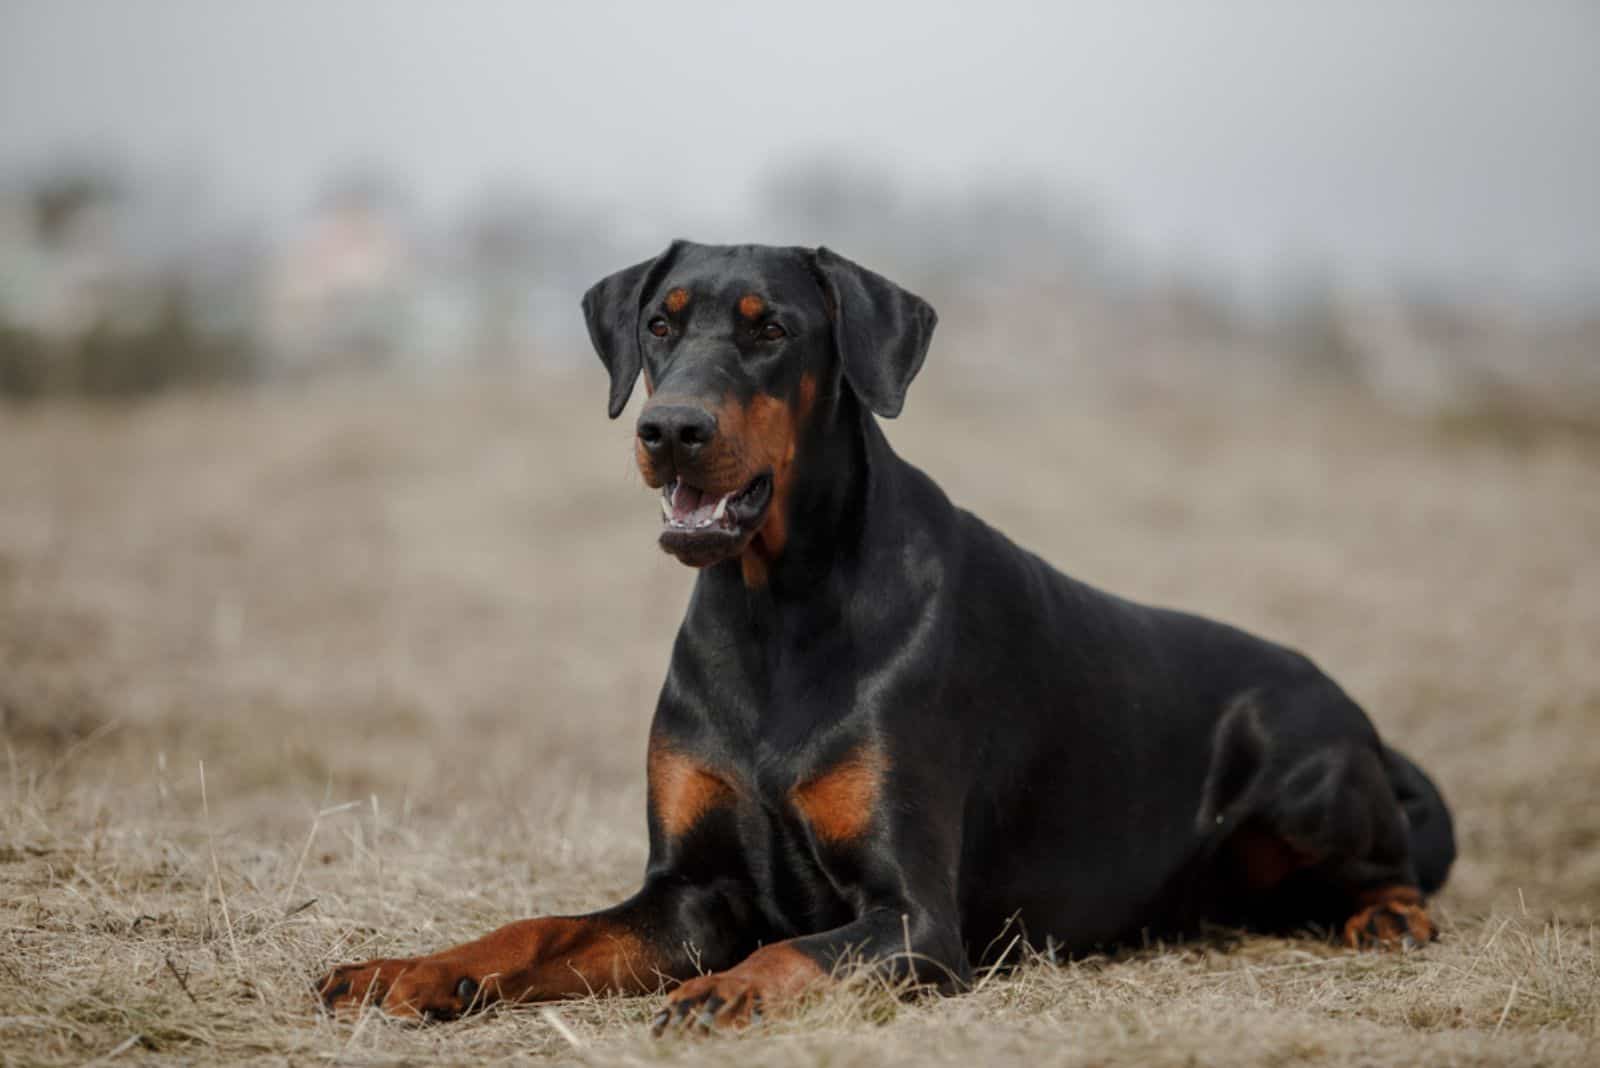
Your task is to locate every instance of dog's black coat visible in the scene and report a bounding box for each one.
[318,241,1456,1021]
[590,241,1455,986]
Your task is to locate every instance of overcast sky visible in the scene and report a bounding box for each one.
[3,1,1597,305]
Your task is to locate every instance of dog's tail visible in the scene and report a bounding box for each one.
[1383,746,1456,895]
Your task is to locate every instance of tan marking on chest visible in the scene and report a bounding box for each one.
[649,745,734,839]
[789,744,887,844]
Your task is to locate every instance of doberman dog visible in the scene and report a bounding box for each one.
[318,241,1456,1030]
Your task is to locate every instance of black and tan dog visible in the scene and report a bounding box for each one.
[319,241,1455,1029]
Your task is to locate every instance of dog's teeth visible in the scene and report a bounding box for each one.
[711,494,729,521]
[661,498,672,521]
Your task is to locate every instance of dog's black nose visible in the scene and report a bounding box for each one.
[637,403,717,463]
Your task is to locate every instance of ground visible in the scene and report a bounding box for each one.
[1,368,1597,1066]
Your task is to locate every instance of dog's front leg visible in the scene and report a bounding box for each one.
[317,877,742,1019]
[652,902,966,1033]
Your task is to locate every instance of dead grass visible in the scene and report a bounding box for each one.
[1,366,1597,1065]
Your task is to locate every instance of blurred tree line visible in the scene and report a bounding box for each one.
[1,159,1595,434]
[0,167,257,398]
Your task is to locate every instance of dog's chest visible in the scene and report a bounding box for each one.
[739,746,888,931]
[650,734,888,929]
[655,739,886,847]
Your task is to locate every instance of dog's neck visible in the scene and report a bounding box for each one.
[706,385,899,605]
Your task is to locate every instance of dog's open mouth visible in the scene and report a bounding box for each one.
[657,473,772,566]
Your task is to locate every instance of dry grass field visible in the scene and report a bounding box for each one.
[1,366,1597,1066]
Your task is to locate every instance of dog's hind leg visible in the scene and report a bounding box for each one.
[1208,685,1442,949]
[1382,745,1457,895]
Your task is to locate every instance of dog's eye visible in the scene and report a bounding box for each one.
[760,323,786,341]
[647,317,670,338]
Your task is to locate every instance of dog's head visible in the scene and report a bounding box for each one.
[583,242,936,576]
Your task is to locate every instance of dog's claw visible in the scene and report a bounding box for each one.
[650,1009,672,1036]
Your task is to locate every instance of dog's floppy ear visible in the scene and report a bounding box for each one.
[811,246,937,419]
[581,240,686,418]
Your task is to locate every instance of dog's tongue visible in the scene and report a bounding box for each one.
[669,484,721,527]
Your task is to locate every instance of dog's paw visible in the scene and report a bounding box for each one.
[649,943,825,1036]
[1343,893,1436,950]
[317,957,486,1020]
[651,971,768,1035]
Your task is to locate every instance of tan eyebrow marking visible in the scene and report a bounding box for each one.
[665,288,690,313]
[738,294,765,320]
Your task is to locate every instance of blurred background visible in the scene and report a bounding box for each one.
[2,1,1597,420]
